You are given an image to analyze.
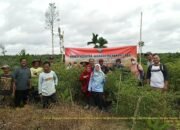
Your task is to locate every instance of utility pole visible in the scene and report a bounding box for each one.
[138,12,144,64]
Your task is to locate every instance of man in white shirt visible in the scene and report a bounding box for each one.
[146,54,168,91]
[38,61,58,108]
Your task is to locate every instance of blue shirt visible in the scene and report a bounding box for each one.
[14,67,31,90]
[88,71,105,92]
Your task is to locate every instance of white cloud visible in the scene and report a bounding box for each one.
[0,0,179,55]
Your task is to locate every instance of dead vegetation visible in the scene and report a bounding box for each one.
[0,103,128,130]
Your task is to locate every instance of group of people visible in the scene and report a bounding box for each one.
[79,52,169,110]
[0,57,58,108]
[0,52,168,110]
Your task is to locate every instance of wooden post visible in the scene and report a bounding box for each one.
[116,73,122,113]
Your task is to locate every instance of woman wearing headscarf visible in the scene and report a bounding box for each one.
[130,57,144,86]
[88,64,106,110]
[80,65,92,109]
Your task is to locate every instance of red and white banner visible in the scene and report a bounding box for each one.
[65,46,137,66]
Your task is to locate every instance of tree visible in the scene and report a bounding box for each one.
[19,49,26,56]
[87,33,108,48]
[45,3,60,55]
[0,44,7,56]
[98,37,108,48]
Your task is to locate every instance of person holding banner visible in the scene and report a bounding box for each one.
[130,57,144,86]
[79,65,92,109]
[88,64,106,111]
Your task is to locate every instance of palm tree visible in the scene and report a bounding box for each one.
[98,37,108,48]
[87,33,99,48]
[87,33,108,48]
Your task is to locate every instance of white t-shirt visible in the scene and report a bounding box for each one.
[38,71,58,96]
[150,66,164,88]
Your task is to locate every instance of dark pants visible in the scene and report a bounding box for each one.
[42,93,57,108]
[91,92,105,110]
[15,90,29,107]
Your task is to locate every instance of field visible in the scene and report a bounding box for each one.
[0,53,180,130]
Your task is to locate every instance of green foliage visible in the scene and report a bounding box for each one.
[87,33,108,48]
[146,120,170,130]
[0,53,179,130]
[106,72,178,117]
[52,63,83,103]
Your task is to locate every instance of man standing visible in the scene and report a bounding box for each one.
[89,58,95,71]
[145,52,154,67]
[146,54,168,91]
[30,59,43,89]
[113,59,124,70]
[14,58,31,107]
[0,65,14,106]
[99,59,109,74]
[38,61,58,108]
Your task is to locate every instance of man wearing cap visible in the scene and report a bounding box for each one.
[99,59,109,74]
[49,56,54,65]
[30,59,43,102]
[30,59,43,88]
[0,65,14,106]
[145,52,154,67]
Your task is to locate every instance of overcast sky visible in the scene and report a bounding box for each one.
[0,0,179,55]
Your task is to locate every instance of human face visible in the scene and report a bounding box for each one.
[21,59,27,67]
[99,61,103,66]
[153,55,160,65]
[147,54,153,61]
[95,65,100,71]
[89,59,94,66]
[2,68,10,74]
[116,61,121,65]
[34,61,39,68]
[43,64,51,73]
[131,59,136,65]
[86,67,91,72]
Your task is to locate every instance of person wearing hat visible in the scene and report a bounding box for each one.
[80,60,89,67]
[30,59,43,102]
[99,59,109,74]
[30,59,43,80]
[0,65,14,106]
[145,52,154,67]
[113,59,124,70]
[48,56,54,65]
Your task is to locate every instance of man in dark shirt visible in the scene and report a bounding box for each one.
[99,59,109,74]
[113,59,124,70]
[89,58,95,71]
[13,58,31,107]
[0,65,14,106]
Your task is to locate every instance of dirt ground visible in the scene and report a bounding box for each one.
[0,103,129,130]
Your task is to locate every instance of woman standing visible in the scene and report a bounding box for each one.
[130,57,144,86]
[88,64,106,110]
[79,65,92,109]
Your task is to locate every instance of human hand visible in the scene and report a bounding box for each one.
[83,75,88,78]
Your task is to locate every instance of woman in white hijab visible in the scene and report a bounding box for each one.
[88,64,106,110]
